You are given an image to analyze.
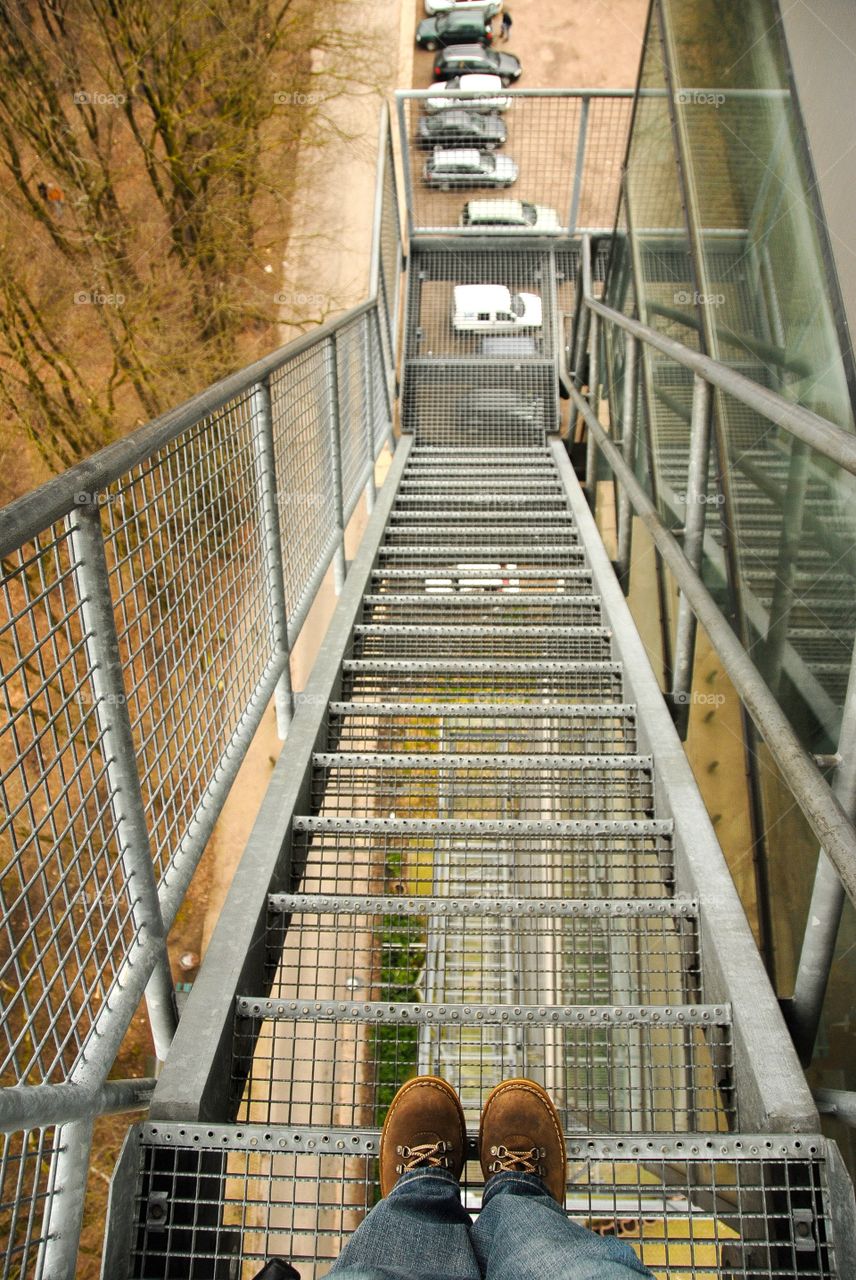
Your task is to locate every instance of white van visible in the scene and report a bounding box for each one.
[452,284,542,333]
[460,199,561,232]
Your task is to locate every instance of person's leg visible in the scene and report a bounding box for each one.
[328,1076,480,1280]
[471,1080,654,1280]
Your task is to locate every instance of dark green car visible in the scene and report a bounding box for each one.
[416,8,494,51]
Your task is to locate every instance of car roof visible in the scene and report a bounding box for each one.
[440,43,494,54]
[427,109,485,124]
[465,199,525,218]
[449,73,502,89]
[430,149,482,163]
[453,284,511,304]
[439,7,488,20]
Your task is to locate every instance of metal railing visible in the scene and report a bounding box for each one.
[0,106,401,1276]
[395,89,634,238]
[572,233,856,1069]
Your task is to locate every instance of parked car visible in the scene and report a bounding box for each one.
[461,198,562,231]
[416,109,506,150]
[433,45,522,86]
[426,0,501,14]
[424,148,517,189]
[425,74,512,113]
[452,284,542,332]
[416,8,493,50]
[456,389,546,432]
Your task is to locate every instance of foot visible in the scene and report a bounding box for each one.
[379,1076,467,1197]
[479,1078,567,1206]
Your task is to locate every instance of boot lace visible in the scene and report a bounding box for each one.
[488,1144,546,1176]
[395,1139,454,1175]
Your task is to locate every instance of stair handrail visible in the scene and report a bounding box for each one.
[576,234,856,1062]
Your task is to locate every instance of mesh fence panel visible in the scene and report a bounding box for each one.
[0,1126,59,1274]
[336,317,374,522]
[100,392,276,890]
[397,92,633,235]
[1,526,136,1086]
[128,1130,839,1278]
[270,345,340,630]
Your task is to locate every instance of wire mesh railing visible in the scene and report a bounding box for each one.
[395,90,633,238]
[0,105,401,1276]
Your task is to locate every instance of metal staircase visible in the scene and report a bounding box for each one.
[106,294,855,1273]
[2,86,854,1278]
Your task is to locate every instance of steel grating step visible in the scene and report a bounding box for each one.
[341,658,625,702]
[350,624,612,661]
[233,1001,734,1134]
[392,494,569,508]
[377,546,587,565]
[289,815,675,898]
[309,752,654,820]
[262,893,700,1009]
[387,517,578,533]
[127,1125,839,1280]
[368,566,594,593]
[398,482,564,496]
[325,701,636,753]
[360,593,603,626]
[382,524,580,546]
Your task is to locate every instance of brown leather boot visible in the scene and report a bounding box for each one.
[479,1078,567,1205]
[379,1075,467,1197]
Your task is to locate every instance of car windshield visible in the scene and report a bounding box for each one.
[509,293,525,317]
[522,203,538,226]
[481,155,495,172]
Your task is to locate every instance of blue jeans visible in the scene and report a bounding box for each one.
[327,1169,654,1279]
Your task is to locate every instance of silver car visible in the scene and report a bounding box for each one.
[424,148,518,189]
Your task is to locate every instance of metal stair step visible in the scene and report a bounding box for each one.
[128,1125,835,1279]
[377,545,587,563]
[325,701,636,753]
[288,814,675,898]
[392,494,569,509]
[232,1000,734,1134]
[350,623,612,661]
[309,752,654,821]
[341,658,625,702]
[262,892,700,1007]
[369,566,594,592]
[382,524,580,545]
[360,593,603,626]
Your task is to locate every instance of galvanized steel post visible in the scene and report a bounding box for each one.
[585,311,600,497]
[251,380,294,738]
[671,374,712,730]
[789,654,856,1061]
[568,94,591,235]
[615,334,638,586]
[68,503,178,1064]
[326,334,348,593]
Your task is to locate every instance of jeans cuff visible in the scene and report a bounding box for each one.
[481,1170,549,1207]
[387,1166,461,1199]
